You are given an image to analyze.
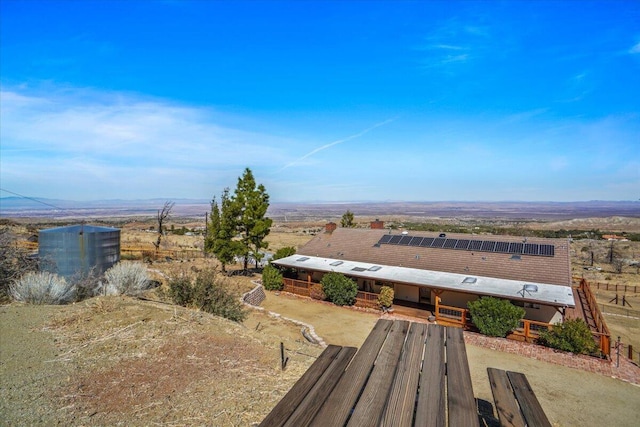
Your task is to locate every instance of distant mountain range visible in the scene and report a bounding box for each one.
[1,197,638,221]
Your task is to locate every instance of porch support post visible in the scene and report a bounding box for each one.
[433,289,443,322]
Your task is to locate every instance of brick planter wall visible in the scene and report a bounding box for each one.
[243,283,266,306]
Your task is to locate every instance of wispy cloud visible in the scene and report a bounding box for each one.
[0,86,290,199]
[630,41,640,54]
[277,118,397,172]
[416,18,493,69]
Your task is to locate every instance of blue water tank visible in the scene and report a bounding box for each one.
[39,225,120,279]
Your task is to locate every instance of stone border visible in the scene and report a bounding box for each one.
[241,281,327,348]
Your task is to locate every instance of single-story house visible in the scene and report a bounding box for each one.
[272,221,575,326]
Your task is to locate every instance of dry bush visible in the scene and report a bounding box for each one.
[309,283,326,300]
[104,262,150,296]
[10,271,76,304]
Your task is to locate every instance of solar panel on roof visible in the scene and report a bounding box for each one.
[443,239,458,249]
[389,235,402,244]
[431,238,446,248]
[523,243,539,255]
[480,241,496,252]
[379,234,393,244]
[508,242,524,254]
[408,236,424,246]
[539,244,555,256]
[455,239,470,250]
[398,235,412,245]
[494,241,509,253]
[469,240,483,250]
[373,232,554,257]
[419,237,434,247]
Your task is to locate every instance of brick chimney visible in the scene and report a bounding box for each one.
[325,222,337,233]
[370,219,384,229]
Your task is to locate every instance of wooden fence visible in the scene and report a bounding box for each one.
[572,276,638,294]
[121,247,204,260]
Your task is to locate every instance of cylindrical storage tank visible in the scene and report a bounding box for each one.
[39,225,120,279]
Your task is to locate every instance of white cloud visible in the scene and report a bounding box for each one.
[0,86,290,199]
[630,41,640,54]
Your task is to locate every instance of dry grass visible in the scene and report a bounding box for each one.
[1,295,324,426]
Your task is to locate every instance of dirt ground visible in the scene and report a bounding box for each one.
[0,298,323,426]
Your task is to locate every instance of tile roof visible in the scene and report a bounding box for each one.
[296,228,571,286]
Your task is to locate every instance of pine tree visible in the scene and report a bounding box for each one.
[205,190,241,273]
[341,209,355,227]
[233,168,273,270]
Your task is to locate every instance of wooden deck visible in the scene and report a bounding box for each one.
[261,319,480,427]
[261,319,551,427]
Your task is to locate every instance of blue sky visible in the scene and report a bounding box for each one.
[1,0,639,203]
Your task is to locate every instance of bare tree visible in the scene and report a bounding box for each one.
[153,201,175,251]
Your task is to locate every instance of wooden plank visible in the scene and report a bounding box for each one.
[507,371,552,427]
[445,327,480,427]
[348,320,410,427]
[381,322,427,427]
[415,324,446,427]
[487,368,525,427]
[308,319,393,427]
[283,346,358,427]
[259,345,344,427]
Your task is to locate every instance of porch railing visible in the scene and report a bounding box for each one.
[512,319,552,341]
[435,304,468,327]
[577,278,611,357]
[281,278,379,309]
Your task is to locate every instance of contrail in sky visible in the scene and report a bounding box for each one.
[277,117,397,172]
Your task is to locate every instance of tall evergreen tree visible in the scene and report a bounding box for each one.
[233,168,273,270]
[205,190,241,273]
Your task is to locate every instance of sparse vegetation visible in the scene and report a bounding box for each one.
[169,269,246,322]
[468,297,525,338]
[9,271,76,304]
[321,272,357,306]
[538,318,599,355]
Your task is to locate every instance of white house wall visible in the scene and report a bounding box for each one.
[394,284,419,303]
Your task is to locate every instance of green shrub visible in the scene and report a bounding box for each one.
[168,275,193,306]
[273,246,296,260]
[321,272,357,306]
[538,318,598,355]
[262,264,283,291]
[10,271,76,305]
[192,269,246,322]
[104,262,150,296]
[309,283,326,300]
[468,297,525,337]
[377,286,394,309]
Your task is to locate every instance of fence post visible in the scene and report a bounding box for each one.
[629,344,634,361]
